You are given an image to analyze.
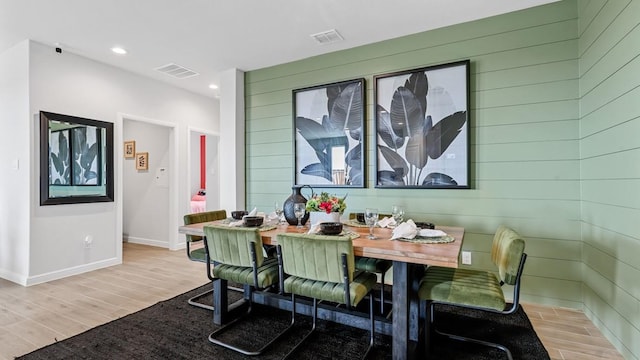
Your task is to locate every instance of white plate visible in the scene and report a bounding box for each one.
[418,229,447,238]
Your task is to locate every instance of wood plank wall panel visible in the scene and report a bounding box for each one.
[245,0,582,308]
[578,0,640,359]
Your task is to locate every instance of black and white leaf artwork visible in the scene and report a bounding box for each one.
[375,62,469,187]
[295,80,364,186]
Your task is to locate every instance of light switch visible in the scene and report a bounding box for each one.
[155,167,169,187]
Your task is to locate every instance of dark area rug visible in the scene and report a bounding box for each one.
[17,284,549,360]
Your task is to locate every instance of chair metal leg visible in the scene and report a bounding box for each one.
[187,284,246,311]
[187,287,214,310]
[429,302,513,360]
[284,293,375,360]
[208,290,293,356]
[362,293,375,360]
[379,270,386,314]
[283,294,318,360]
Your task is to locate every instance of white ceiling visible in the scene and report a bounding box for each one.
[0,0,558,99]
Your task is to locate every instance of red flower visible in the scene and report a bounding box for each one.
[319,201,333,214]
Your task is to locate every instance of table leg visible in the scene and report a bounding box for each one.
[392,261,423,360]
[213,278,228,325]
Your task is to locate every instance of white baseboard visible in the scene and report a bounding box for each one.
[124,236,169,248]
[25,257,121,286]
[0,268,28,286]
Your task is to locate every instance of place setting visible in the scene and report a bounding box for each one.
[222,208,278,231]
[390,219,454,244]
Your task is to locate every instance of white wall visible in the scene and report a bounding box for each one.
[219,68,244,211]
[10,40,220,285]
[123,120,171,247]
[0,41,31,283]
[205,134,219,211]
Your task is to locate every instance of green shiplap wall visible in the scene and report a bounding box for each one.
[578,0,640,359]
[246,0,582,308]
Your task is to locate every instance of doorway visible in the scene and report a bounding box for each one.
[117,114,178,257]
[188,128,220,213]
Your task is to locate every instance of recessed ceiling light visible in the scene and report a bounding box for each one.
[209,84,219,89]
[111,47,127,55]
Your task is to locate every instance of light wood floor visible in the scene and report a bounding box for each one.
[0,243,624,360]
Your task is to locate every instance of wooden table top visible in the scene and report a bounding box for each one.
[179,221,464,268]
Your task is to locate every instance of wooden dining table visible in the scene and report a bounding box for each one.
[179,220,464,360]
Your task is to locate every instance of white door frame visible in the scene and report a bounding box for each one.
[116,113,179,258]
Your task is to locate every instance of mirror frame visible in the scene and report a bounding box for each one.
[40,111,114,205]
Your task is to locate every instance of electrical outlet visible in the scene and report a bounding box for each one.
[461,251,472,265]
[84,235,93,249]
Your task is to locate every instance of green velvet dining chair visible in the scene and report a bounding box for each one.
[418,225,527,360]
[349,212,393,314]
[183,209,228,310]
[203,225,290,356]
[276,232,378,360]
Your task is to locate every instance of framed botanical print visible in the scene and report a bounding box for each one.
[374,60,470,188]
[293,78,365,188]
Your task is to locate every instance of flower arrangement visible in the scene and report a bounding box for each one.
[306,192,347,214]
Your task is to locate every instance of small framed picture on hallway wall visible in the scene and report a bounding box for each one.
[135,152,148,170]
[124,140,135,158]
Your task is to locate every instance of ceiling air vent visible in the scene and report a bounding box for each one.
[310,29,344,45]
[155,63,199,79]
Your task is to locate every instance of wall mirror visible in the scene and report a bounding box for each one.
[40,111,114,205]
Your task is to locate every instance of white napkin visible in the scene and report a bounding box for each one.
[248,207,258,216]
[377,217,396,228]
[391,219,418,240]
[418,229,447,238]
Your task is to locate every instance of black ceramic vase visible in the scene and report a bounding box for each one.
[283,185,311,226]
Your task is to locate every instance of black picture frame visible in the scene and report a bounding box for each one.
[40,111,114,205]
[293,78,365,188]
[374,60,470,189]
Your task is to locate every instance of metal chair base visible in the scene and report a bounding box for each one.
[284,293,375,360]
[187,288,214,310]
[187,284,245,311]
[426,301,514,360]
[208,299,293,356]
